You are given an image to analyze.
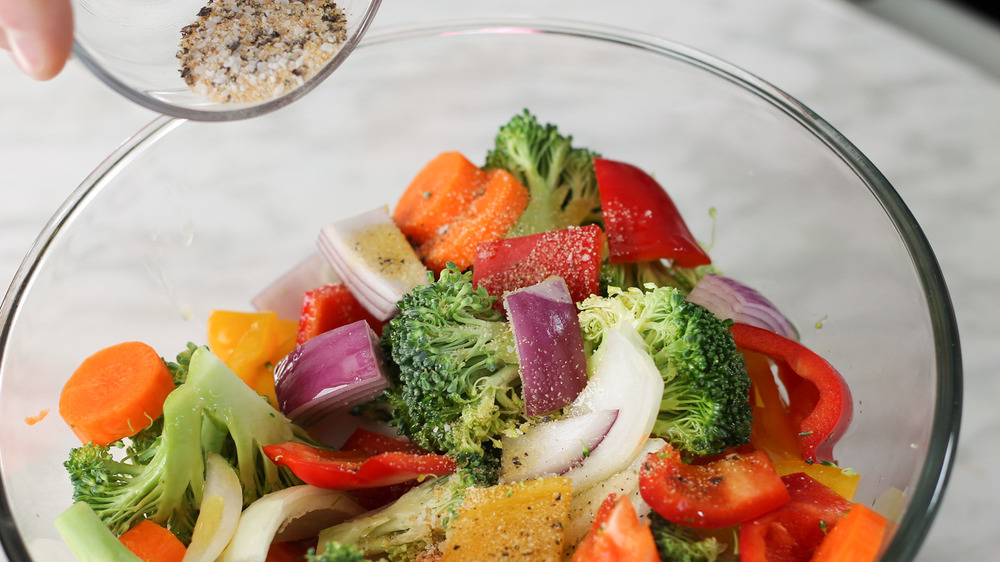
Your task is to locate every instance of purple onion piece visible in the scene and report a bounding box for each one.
[273,319,390,427]
[503,276,589,417]
[686,273,799,340]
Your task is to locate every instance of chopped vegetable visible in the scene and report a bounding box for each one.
[772,460,860,502]
[54,502,143,562]
[296,283,386,345]
[418,167,530,273]
[441,477,573,561]
[638,443,790,529]
[262,441,457,490]
[381,264,524,483]
[206,310,298,405]
[570,494,658,562]
[687,273,797,340]
[117,520,186,562]
[504,276,589,416]
[500,409,619,482]
[730,323,852,462]
[218,485,364,562]
[474,224,605,309]
[578,285,752,457]
[317,206,429,321]
[484,109,602,237]
[304,541,367,562]
[559,323,664,493]
[252,253,340,321]
[738,473,853,562]
[744,349,804,463]
[183,453,243,562]
[648,512,725,562]
[593,157,711,267]
[273,319,390,426]
[393,151,486,247]
[59,341,176,446]
[809,503,888,562]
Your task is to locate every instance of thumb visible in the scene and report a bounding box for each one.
[0,0,74,80]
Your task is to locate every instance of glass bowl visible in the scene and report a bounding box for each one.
[72,0,382,120]
[0,18,960,560]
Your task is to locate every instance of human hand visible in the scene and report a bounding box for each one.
[0,0,73,80]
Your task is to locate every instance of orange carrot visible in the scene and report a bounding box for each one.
[118,520,187,562]
[59,342,175,446]
[393,151,485,246]
[810,503,889,562]
[420,168,529,273]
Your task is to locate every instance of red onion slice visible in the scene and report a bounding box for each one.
[686,273,798,340]
[500,409,619,482]
[273,320,390,427]
[251,253,340,320]
[503,277,589,416]
[316,206,428,321]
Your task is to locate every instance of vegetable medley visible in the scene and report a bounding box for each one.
[54,111,887,562]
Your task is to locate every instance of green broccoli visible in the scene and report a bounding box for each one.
[600,260,717,295]
[381,265,526,483]
[64,346,302,543]
[305,541,367,562]
[163,341,197,387]
[317,473,473,562]
[649,512,727,562]
[484,109,602,236]
[577,284,751,457]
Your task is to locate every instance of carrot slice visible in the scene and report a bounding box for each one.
[810,503,888,562]
[420,168,529,273]
[118,520,187,562]
[393,151,485,246]
[59,342,175,446]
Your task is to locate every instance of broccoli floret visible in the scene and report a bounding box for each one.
[649,512,726,562]
[600,260,716,295]
[382,265,526,475]
[454,440,502,487]
[318,473,473,562]
[64,346,302,543]
[305,541,367,562]
[163,342,197,387]
[578,285,751,457]
[484,110,602,236]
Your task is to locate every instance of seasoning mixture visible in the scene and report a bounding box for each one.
[177,0,347,104]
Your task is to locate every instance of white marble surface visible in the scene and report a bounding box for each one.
[1,0,997,560]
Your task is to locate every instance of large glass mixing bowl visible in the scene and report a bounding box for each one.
[0,19,960,561]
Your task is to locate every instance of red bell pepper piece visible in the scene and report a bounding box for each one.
[262,440,457,490]
[296,283,385,345]
[730,324,853,462]
[638,444,790,529]
[472,224,604,309]
[571,494,659,562]
[738,473,853,562]
[593,157,711,267]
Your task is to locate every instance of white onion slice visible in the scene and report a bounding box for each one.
[316,206,428,321]
[500,409,618,482]
[217,485,363,562]
[504,277,589,416]
[686,273,798,340]
[251,253,340,320]
[561,323,664,493]
[183,453,243,562]
[273,320,390,427]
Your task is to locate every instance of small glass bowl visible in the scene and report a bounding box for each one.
[71,0,382,120]
[1,18,961,560]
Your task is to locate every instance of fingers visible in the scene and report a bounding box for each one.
[0,0,74,80]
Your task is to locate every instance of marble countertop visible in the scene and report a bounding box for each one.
[2,0,997,560]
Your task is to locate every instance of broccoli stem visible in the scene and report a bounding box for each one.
[54,502,143,562]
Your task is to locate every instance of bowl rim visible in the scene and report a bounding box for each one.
[71,0,383,121]
[1,16,961,561]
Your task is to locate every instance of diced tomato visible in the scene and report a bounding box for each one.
[571,494,659,562]
[639,444,790,529]
[738,473,853,562]
[473,224,604,310]
[594,157,711,267]
[297,283,385,345]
